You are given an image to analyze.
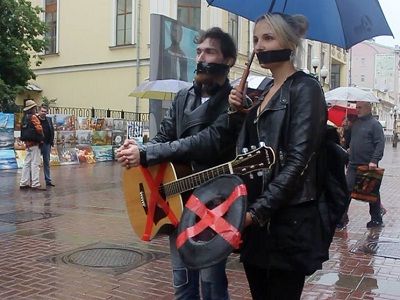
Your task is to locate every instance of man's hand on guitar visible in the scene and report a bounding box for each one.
[116,139,141,168]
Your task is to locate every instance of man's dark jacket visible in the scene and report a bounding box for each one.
[141,80,240,172]
[40,116,55,145]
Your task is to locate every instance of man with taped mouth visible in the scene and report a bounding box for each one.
[117,27,239,300]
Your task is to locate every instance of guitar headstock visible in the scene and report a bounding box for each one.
[231,145,275,175]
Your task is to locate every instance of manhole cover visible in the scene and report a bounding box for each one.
[64,248,143,268]
[350,237,400,259]
[40,242,167,275]
[0,211,60,224]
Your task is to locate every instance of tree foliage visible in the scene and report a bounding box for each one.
[0,0,47,112]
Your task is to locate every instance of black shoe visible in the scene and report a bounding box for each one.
[366,220,384,228]
[336,221,348,229]
[46,182,55,187]
[381,207,387,217]
[19,185,30,190]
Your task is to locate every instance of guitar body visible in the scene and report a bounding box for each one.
[123,163,192,241]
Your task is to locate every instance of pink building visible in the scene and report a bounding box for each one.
[350,41,396,93]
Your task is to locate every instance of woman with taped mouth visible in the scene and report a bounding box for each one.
[228,13,327,299]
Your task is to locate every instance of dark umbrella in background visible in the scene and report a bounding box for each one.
[206,0,393,49]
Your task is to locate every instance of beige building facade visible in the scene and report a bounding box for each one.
[24,0,346,113]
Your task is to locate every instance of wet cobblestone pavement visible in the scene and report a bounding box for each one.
[0,144,399,299]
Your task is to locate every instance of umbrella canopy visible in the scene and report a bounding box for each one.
[325,86,379,105]
[205,0,393,49]
[328,105,357,127]
[129,79,192,101]
[231,75,272,91]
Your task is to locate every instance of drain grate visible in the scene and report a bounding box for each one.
[350,236,400,259]
[0,211,60,224]
[40,242,167,275]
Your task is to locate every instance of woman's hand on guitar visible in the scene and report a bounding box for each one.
[228,86,245,112]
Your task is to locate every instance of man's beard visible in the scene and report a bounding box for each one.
[194,74,222,95]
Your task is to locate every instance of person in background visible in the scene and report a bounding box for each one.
[343,101,385,228]
[19,100,45,190]
[38,104,55,187]
[228,13,326,299]
[117,27,238,300]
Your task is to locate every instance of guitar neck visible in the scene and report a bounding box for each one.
[162,162,232,197]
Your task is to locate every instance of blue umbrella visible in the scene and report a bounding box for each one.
[206,0,393,49]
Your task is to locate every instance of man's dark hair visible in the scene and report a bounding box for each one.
[41,104,49,110]
[195,27,237,65]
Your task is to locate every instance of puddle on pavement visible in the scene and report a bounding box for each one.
[308,272,362,289]
[358,277,400,295]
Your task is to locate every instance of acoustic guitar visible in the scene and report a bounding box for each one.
[123,145,275,241]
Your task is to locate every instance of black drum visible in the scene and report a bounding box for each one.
[176,175,247,269]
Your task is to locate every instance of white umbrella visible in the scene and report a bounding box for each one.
[325,86,379,105]
[129,79,192,101]
[231,75,272,91]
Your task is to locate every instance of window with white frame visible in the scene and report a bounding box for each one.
[228,12,238,46]
[44,0,58,54]
[116,0,133,45]
[178,0,201,30]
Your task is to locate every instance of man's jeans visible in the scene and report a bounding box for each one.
[169,232,229,300]
[41,143,52,184]
[346,164,382,222]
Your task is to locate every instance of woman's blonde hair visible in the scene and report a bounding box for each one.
[256,13,308,51]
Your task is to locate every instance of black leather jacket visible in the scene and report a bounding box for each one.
[234,71,327,226]
[141,80,239,171]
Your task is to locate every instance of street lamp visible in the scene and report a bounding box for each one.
[311,57,319,75]
[320,66,329,86]
[390,106,399,148]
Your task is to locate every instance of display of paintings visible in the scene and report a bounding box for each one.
[76,130,92,145]
[95,118,105,131]
[104,118,113,130]
[127,121,144,145]
[0,149,18,170]
[15,150,27,168]
[112,146,119,161]
[57,131,76,145]
[76,117,90,130]
[92,145,113,161]
[0,128,14,149]
[50,147,61,166]
[113,119,126,131]
[14,137,26,150]
[0,113,14,129]
[92,130,112,145]
[75,145,96,164]
[54,114,75,131]
[14,113,23,131]
[58,146,79,165]
[112,130,124,147]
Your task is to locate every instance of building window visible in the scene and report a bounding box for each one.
[44,0,58,54]
[331,64,340,89]
[307,44,312,72]
[178,0,201,30]
[361,74,365,82]
[228,13,238,45]
[116,0,133,45]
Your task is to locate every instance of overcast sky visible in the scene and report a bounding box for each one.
[374,0,400,48]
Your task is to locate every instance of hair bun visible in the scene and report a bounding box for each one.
[291,14,309,38]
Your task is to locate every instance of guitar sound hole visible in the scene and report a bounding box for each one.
[192,197,224,242]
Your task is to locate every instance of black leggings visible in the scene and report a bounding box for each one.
[243,263,306,300]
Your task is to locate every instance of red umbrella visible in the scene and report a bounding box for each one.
[328,105,357,127]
